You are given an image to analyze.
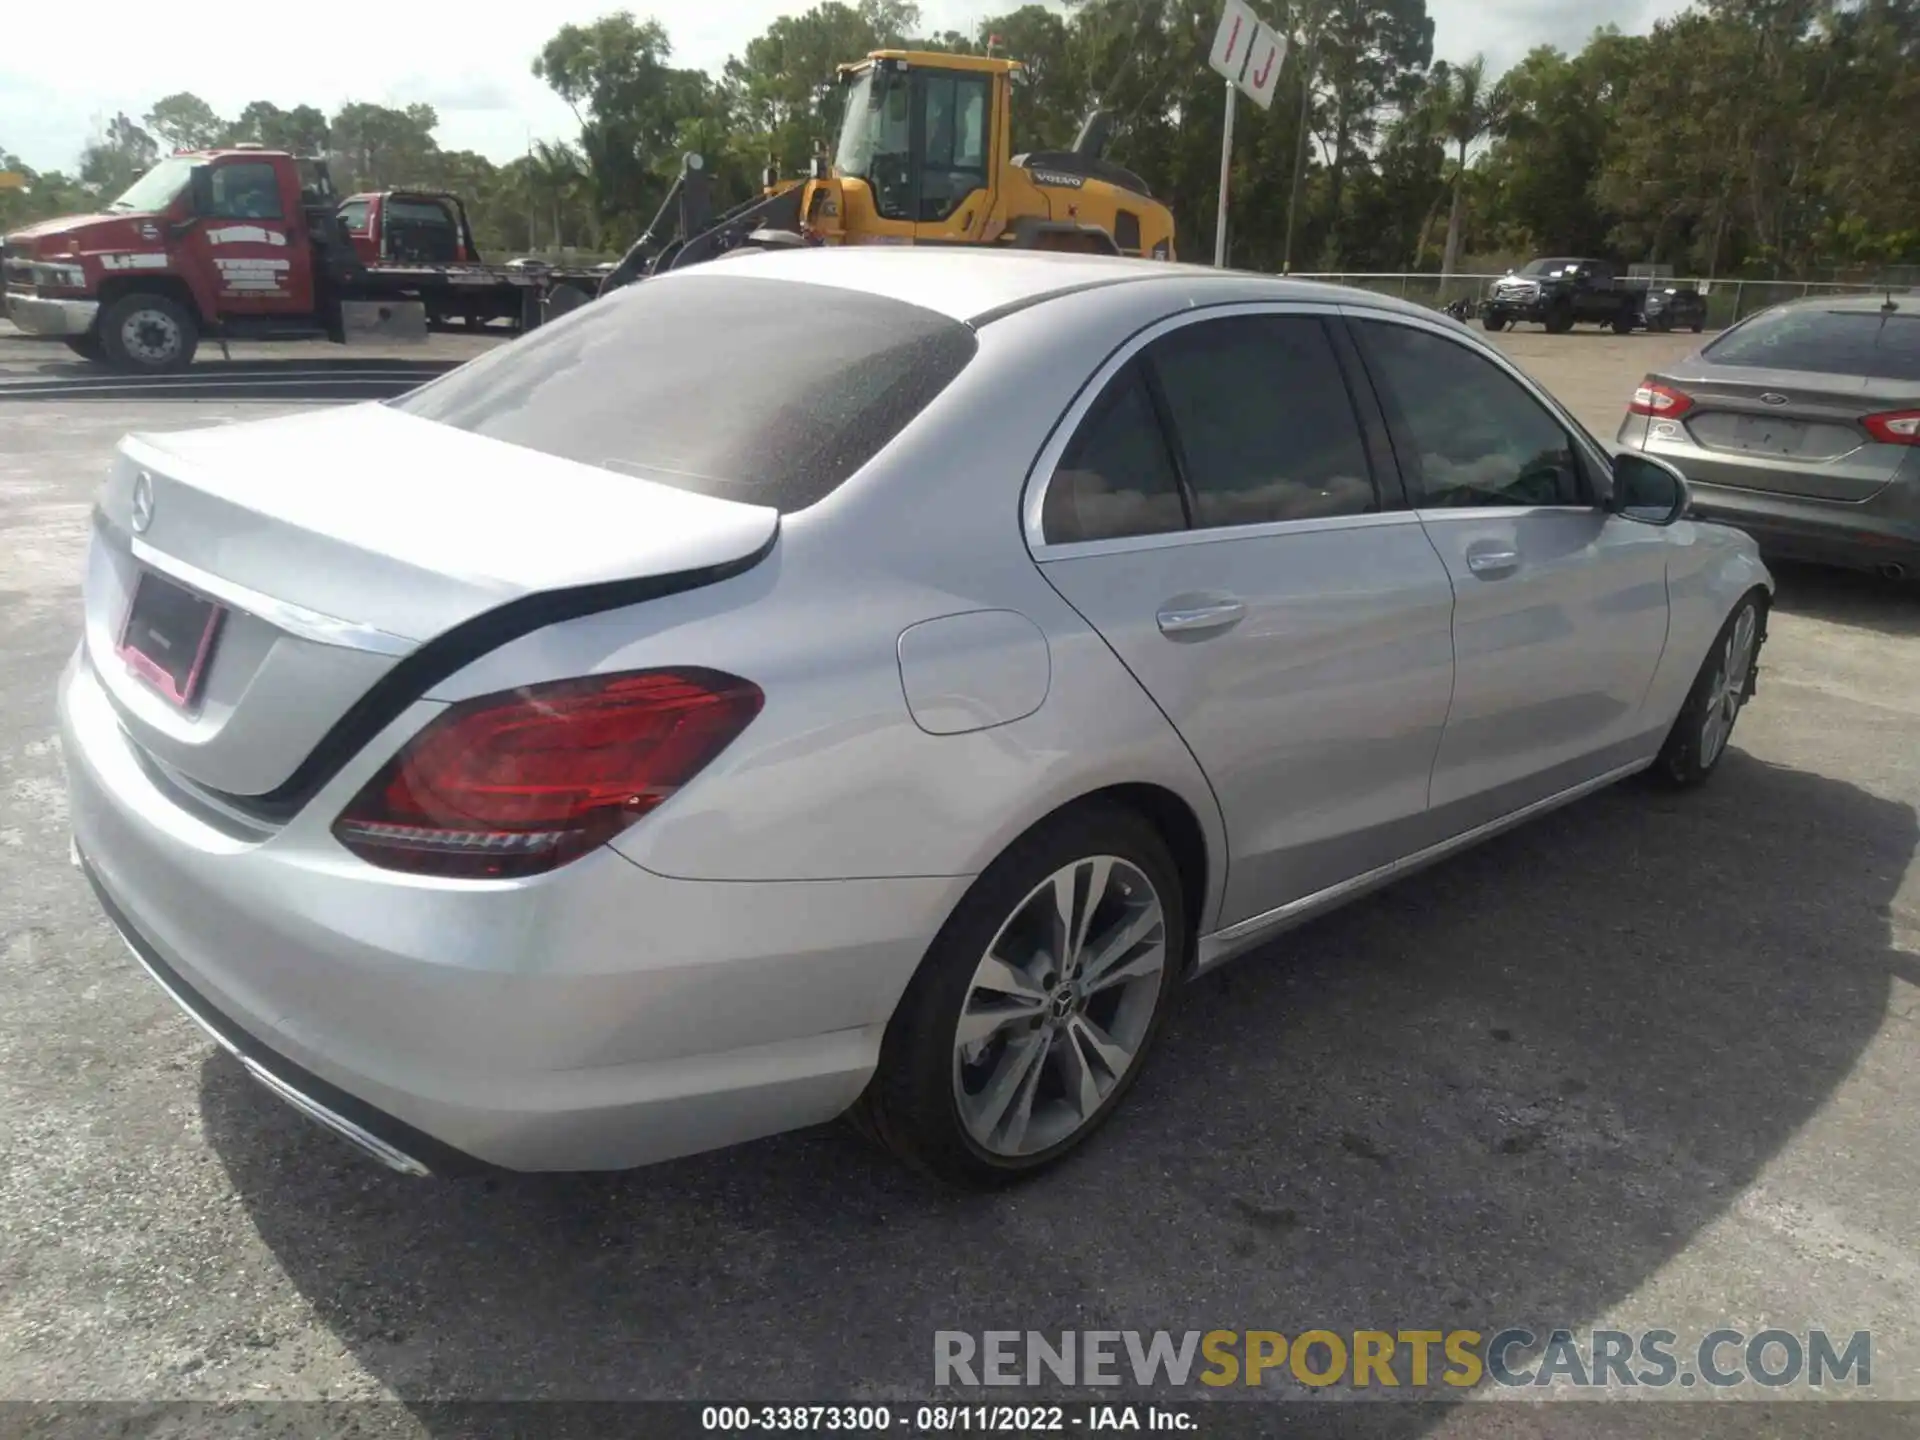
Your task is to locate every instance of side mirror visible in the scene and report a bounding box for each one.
[187,164,214,218]
[1610,452,1691,526]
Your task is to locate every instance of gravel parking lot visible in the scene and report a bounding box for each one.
[1,320,1916,1430]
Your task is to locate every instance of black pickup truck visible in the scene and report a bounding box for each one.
[1481,257,1706,335]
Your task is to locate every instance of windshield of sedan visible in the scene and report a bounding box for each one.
[1705,308,1920,382]
[390,274,979,512]
[109,157,195,214]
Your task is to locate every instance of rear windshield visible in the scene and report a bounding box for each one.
[391,274,979,511]
[1705,307,1920,381]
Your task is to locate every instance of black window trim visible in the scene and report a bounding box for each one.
[1336,306,1617,515]
[1025,300,1418,557]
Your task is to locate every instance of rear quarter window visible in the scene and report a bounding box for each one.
[390,274,979,512]
[1706,309,1920,382]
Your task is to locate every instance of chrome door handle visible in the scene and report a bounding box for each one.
[1465,548,1520,575]
[1156,599,1246,634]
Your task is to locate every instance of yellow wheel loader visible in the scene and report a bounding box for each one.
[600,51,1177,294]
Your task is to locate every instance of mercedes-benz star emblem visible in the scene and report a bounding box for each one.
[130,472,155,534]
[1760,393,1789,406]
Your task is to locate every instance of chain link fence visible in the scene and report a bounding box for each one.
[1285,272,1914,331]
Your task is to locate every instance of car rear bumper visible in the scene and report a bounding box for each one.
[60,643,965,1173]
[1683,490,1920,571]
[6,291,98,337]
[1617,426,1920,572]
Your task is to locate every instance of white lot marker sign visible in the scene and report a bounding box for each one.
[1209,0,1288,265]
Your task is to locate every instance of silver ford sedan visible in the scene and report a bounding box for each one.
[61,250,1773,1187]
[1615,293,1920,580]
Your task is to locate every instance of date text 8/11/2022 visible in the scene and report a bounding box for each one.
[700,1405,1196,1432]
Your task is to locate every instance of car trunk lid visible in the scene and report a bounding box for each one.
[84,402,778,800]
[1646,363,1918,501]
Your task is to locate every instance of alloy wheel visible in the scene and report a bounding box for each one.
[1700,604,1758,766]
[952,855,1167,1158]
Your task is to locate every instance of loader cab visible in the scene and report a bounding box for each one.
[829,53,1008,237]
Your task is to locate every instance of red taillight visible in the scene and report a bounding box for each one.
[333,668,763,879]
[1863,409,1920,446]
[1628,381,1694,419]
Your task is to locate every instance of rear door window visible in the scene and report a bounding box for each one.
[1146,314,1378,528]
[391,274,979,512]
[1706,309,1920,381]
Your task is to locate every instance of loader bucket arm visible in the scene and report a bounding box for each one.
[598,172,690,296]
[667,186,805,271]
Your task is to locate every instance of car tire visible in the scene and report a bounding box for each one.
[63,332,105,362]
[1612,311,1635,335]
[99,291,199,374]
[1544,302,1575,334]
[1483,313,1508,332]
[854,801,1187,1188]
[1649,591,1767,789]
[1690,318,1705,333]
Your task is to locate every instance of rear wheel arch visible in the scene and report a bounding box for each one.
[930,783,1214,976]
[1084,783,1210,966]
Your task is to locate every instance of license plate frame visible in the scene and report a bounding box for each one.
[116,569,226,709]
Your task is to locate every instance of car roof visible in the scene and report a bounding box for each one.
[1760,291,1920,316]
[665,246,1441,328]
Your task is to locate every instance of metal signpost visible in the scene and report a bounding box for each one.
[1208,0,1287,267]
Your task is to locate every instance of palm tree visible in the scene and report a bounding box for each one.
[528,140,584,251]
[1432,55,1502,280]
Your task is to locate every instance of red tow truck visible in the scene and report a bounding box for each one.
[1,146,603,373]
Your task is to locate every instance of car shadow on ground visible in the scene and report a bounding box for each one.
[1766,560,1919,639]
[201,751,1915,1434]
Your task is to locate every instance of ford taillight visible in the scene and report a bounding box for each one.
[1628,381,1694,419]
[1862,409,1920,446]
[333,668,763,878]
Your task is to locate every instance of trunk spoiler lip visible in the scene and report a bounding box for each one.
[183,524,780,827]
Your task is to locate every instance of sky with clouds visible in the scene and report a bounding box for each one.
[1,0,1694,176]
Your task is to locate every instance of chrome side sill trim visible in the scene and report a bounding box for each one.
[111,924,431,1177]
[1194,757,1653,972]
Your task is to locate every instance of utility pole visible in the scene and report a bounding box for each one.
[525,128,538,251]
[1280,24,1317,275]
[1215,82,1236,268]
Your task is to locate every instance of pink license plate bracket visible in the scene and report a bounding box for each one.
[117,570,225,708]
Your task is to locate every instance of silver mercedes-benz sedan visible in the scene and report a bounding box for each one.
[1616,293,1920,580]
[61,249,1773,1187]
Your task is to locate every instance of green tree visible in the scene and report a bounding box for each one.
[79,113,159,198]
[534,12,723,228]
[228,101,331,156]
[1314,0,1434,264]
[329,102,441,191]
[1429,54,1502,277]
[143,92,227,153]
